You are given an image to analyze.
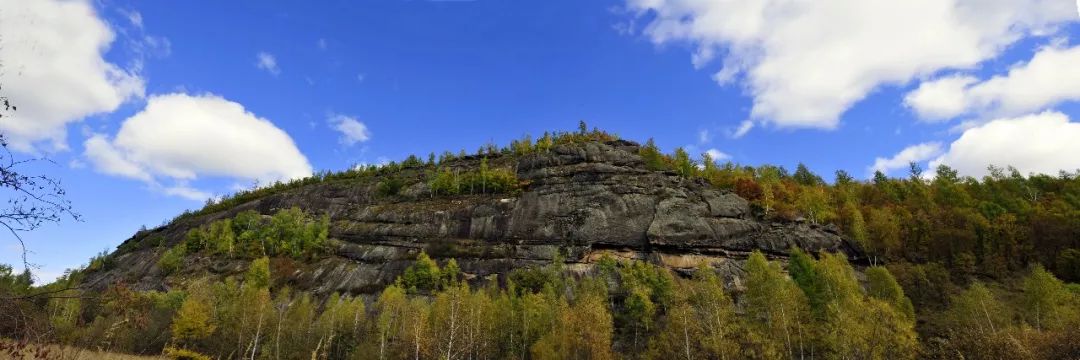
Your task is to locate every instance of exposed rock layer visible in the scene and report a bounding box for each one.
[87,140,860,294]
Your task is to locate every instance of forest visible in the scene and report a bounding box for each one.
[2,125,1080,359]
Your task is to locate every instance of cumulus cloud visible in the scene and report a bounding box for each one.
[869,142,943,175]
[906,44,1080,121]
[84,93,313,199]
[329,115,371,146]
[256,52,280,76]
[0,0,145,152]
[625,0,1077,131]
[927,111,1080,178]
[705,148,731,161]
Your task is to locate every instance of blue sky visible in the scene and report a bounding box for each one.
[1,0,1078,281]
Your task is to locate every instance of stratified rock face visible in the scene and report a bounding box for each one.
[89,140,860,295]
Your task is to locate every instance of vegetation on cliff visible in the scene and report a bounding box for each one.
[3,124,1080,359]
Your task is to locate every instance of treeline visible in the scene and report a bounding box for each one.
[169,122,1080,285]
[178,122,616,220]
[637,139,1080,284]
[5,249,1078,359]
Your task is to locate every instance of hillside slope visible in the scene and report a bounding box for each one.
[84,139,860,294]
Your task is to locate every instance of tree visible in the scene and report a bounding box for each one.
[743,251,810,359]
[646,272,737,360]
[700,151,717,175]
[673,147,694,178]
[788,248,827,316]
[1022,264,1074,331]
[376,284,408,359]
[866,207,901,259]
[0,140,80,269]
[866,266,915,320]
[796,186,832,224]
[793,163,822,186]
[532,282,614,360]
[245,257,271,289]
[840,199,868,247]
[1055,248,1080,282]
[818,253,916,359]
[639,139,666,171]
[0,81,79,270]
[941,282,1011,343]
[834,170,854,187]
[402,252,442,293]
[172,283,216,348]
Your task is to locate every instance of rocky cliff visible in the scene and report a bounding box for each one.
[85,139,861,294]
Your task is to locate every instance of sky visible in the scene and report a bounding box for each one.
[0,0,1079,282]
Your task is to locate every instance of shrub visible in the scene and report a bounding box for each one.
[376,177,404,196]
[164,346,212,360]
[85,250,115,272]
[401,251,441,293]
[157,245,186,275]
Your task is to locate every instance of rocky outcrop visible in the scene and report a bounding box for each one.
[87,140,861,295]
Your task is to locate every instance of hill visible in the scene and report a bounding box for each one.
[3,126,1079,359]
[83,134,858,296]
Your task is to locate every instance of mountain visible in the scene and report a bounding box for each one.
[84,137,861,295]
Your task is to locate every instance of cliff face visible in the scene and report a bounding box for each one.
[85,140,860,294]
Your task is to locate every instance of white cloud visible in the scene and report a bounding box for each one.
[84,93,313,199]
[927,111,1080,178]
[869,142,943,175]
[697,129,712,144]
[119,9,143,29]
[163,185,213,201]
[84,134,152,182]
[256,52,280,76]
[625,0,1077,130]
[903,75,979,121]
[705,148,730,161]
[732,120,754,138]
[0,0,145,152]
[329,114,371,146]
[906,44,1080,121]
[317,38,328,50]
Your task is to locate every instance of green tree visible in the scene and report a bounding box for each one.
[1022,264,1074,330]
[743,251,810,359]
[402,251,442,293]
[673,147,695,178]
[866,266,915,320]
[158,245,186,276]
[245,257,271,289]
[172,283,216,348]
[639,138,667,171]
[375,284,408,359]
[793,163,823,186]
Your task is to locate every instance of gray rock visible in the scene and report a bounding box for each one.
[87,140,860,294]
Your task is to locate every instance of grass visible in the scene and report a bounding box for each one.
[0,339,165,360]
